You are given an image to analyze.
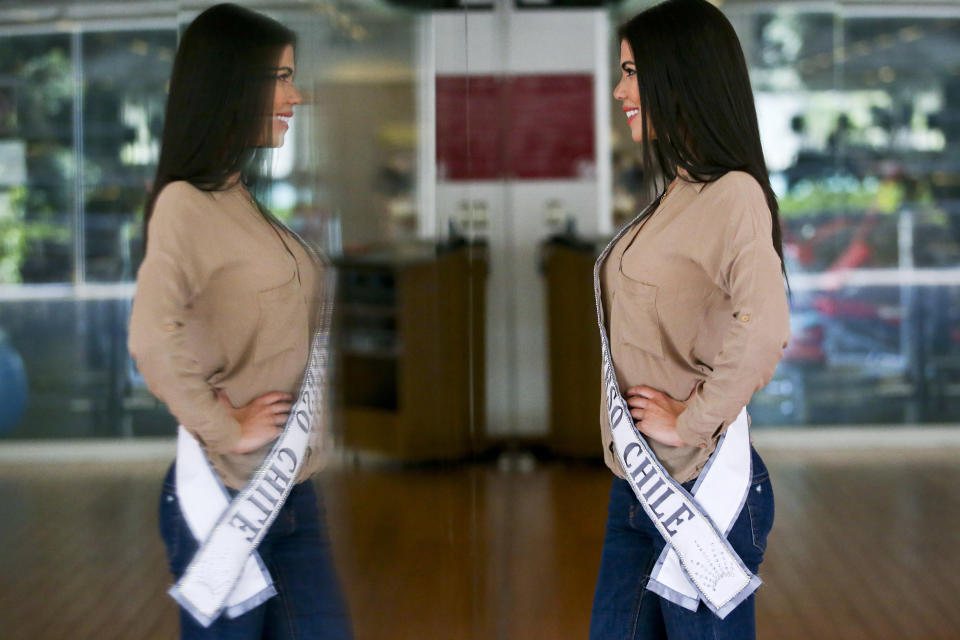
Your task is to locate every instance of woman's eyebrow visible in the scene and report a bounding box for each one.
[275,66,295,74]
[621,61,635,71]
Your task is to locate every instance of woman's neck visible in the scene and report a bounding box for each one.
[664,177,680,198]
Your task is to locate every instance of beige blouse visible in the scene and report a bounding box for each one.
[599,171,791,483]
[128,180,326,490]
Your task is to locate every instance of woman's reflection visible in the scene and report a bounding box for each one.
[128,4,352,638]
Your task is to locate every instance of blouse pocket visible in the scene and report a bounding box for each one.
[253,270,309,366]
[612,272,664,360]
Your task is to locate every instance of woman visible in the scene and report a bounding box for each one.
[590,1,790,638]
[128,4,351,638]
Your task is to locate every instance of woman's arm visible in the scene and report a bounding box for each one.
[673,180,791,448]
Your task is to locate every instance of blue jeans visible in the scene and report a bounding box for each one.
[590,448,774,640]
[159,463,353,640]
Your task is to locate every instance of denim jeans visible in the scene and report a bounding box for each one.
[159,463,353,640]
[590,447,775,640]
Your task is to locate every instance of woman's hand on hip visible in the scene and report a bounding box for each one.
[625,385,691,448]
[217,390,292,454]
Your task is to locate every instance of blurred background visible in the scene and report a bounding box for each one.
[0,0,958,638]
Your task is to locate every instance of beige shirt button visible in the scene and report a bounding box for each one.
[163,323,178,332]
[699,442,708,449]
[740,314,751,323]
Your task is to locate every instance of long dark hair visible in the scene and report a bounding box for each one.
[143,3,296,248]
[618,0,787,280]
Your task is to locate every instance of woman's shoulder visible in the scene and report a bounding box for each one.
[683,171,771,244]
[155,180,216,209]
[708,171,766,202]
[705,171,772,236]
[149,181,223,241]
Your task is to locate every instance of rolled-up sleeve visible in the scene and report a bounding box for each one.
[127,186,241,454]
[674,184,791,448]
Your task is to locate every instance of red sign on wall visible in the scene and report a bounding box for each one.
[436,74,595,181]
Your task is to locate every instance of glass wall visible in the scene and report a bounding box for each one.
[1,1,958,443]
[608,0,960,427]
[0,2,485,449]
[0,20,178,438]
[745,4,960,425]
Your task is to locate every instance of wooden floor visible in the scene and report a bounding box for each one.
[1,448,958,639]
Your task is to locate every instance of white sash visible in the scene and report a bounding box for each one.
[594,195,759,618]
[646,408,754,617]
[169,267,335,628]
[173,427,277,621]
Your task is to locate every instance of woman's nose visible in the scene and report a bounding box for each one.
[613,80,625,101]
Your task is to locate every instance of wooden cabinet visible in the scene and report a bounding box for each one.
[542,238,604,458]
[335,242,486,460]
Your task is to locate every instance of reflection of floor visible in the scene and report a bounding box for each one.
[1,448,957,639]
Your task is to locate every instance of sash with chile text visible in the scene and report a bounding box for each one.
[593,193,760,619]
[170,264,335,628]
